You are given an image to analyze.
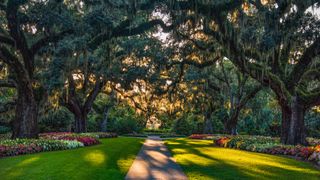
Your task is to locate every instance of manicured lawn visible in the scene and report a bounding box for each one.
[0,137,143,180]
[166,138,320,180]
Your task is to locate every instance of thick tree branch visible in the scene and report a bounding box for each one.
[238,85,262,109]
[6,0,33,76]
[0,79,16,88]
[0,45,26,77]
[30,29,74,55]
[169,56,220,69]
[83,79,105,114]
[89,17,191,49]
[113,85,147,113]
[303,90,320,109]
[0,100,16,113]
[287,38,320,88]
[0,35,15,46]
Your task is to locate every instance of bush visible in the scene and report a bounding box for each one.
[143,128,171,134]
[80,132,118,138]
[39,108,73,132]
[173,114,202,135]
[113,118,139,134]
[173,118,193,135]
[0,126,10,134]
[108,105,144,134]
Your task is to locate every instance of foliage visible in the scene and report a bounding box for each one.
[80,132,118,139]
[173,113,203,135]
[305,108,320,138]
[108,105,145,134]
[0,126,10,134]
[143,128,172,134]
[38,107,73,133]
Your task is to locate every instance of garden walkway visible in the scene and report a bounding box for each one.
[125,136,188,180]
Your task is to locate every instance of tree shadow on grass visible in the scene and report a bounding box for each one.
[166,139,320,180]
[0,137,144,180]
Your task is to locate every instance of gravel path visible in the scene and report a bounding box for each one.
[125,136,188,180]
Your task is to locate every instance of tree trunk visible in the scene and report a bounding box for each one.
[100,106,110,132]
[11,81,38,138]
[74,112,87,133]
[224,109,240,135]
[280,96,307,145]
[203,111,213,134]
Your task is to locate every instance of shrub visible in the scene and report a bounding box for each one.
[173,117,194,136]
[108,106,145,134]
[38,108,73,132]
[0,126,10,134]
[113,118,140,134]
[80,132,118,138]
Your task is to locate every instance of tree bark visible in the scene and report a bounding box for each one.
[224,109,240,135]
[11,80,38,138]
[100,106,110,132]
[74,111,87,133]
[280,96,307,145]
[63,77,105,133]
[203,111,213,134]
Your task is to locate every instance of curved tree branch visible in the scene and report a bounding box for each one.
[0,35,15,46]
[0,79,16,88]
[287,38,320,89]
[30,29,74,55]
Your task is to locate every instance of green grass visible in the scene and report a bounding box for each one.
[0,137,143,180]
[166,138,320,180]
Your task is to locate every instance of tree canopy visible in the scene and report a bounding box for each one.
[0,0,319,145]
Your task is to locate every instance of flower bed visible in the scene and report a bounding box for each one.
[58,136,100,146]
[80,132,118,138]
[189,134,214,139]
[213,135,320,165]
[0,139,83,157]
[0,132,118,158]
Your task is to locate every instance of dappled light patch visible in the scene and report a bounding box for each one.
[7,169,23,179]
[117,155,137,174]
[165,141,181,145]
[18,156,40,166]
[84,150,106,166]
[0,137,144,179]
[172,148,188,154]
[177,153,216,166]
